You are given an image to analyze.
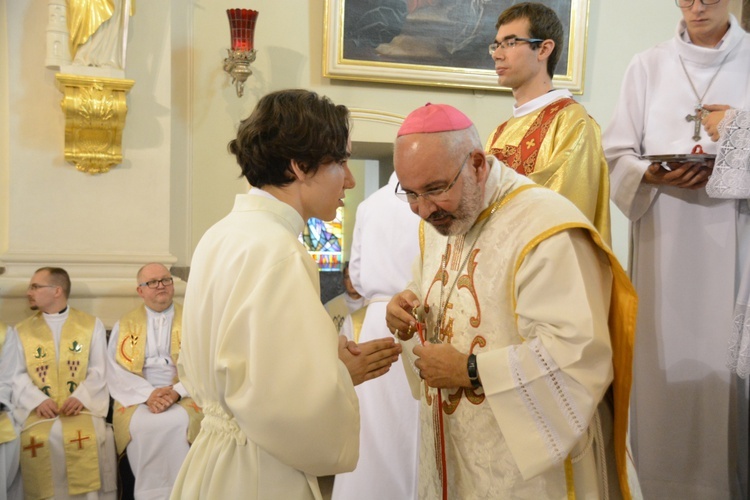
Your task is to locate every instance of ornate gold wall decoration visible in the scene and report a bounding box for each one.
[55,74,135,174]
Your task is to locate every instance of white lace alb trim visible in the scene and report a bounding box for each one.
[707,109,750,199]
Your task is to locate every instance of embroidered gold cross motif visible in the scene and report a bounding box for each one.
[24,437,44,458]
[69,430,90,450]
[525,139,536,149]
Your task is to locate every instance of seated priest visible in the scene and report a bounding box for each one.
[106,263,202,499]
[12,267,116,499]
[0,321,23,499]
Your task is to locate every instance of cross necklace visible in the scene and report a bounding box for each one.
[679,54,728,142]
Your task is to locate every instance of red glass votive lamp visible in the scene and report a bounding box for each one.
[227,9,259,52]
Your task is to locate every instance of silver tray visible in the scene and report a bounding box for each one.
[641,153,715,163]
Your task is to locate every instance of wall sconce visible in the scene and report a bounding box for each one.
[223,9,259,98]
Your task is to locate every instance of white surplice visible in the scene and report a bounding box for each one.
[171,190,359,500]
[106,304,190,500]
[12,310,116,500]
[603,15,750,499]
[0,326,23,500]
[332,172,421,500]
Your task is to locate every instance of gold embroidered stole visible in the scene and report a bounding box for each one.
[0,322,17,445]
[112,304,202,455]
[488,98,576,176]
[16,310,101,499]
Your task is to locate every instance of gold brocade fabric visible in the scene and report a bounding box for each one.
[486,100,612,245]
[21,414,100,500]
[0,323,17,445]
[16,310,101,499]
[115,303,183,377]
[112,303,202,454]
[17,310,94,406]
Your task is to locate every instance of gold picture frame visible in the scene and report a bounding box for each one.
[323,0,590,94]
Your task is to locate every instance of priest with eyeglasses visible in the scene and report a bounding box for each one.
[106,263,202,500]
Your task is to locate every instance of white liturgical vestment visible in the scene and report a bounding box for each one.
[0,324,23,500]
[12,309,116,500]
[333,172,421,500]
[399,157,639,499]
[172,190,359,500]
[604,15,750,499]
[106,303,191,500]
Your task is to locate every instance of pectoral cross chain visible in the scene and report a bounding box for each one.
[685,106,706,142]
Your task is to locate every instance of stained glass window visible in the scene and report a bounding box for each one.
[300,207,344,272]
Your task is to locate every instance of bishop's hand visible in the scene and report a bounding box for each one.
[413,342,471,389]
[386,290,420,341]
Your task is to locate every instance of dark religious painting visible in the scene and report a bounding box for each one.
[324,0,589,93]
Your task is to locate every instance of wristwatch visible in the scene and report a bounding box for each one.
[467,353,481,388]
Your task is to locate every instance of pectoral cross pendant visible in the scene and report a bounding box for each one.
[430,323,442,344]
[685,106,706,142]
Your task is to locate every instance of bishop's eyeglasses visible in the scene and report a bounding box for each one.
[139,277,174,288]
[488,37,544,55]
[395,153,471,204]
[675,0,720,7]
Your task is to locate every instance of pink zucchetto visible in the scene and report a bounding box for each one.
[397,103,473,137]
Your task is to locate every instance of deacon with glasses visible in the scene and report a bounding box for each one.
[485,2,611,243]
[603,0,750,497]
[386,103,640,499]
[106,263,202,499]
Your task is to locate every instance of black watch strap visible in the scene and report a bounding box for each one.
[467,353,481,388]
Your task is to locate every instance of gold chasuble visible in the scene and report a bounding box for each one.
[485,98,612,245]
[407,162,636,499]
[16,310,100,500]
[0,322,17,445]
[113,304,202,455]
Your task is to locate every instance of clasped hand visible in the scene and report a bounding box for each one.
[35,396,84,418]
[338,335,402,386]
[147,386,180,414]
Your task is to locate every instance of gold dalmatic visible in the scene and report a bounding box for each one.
[16,310,101,500]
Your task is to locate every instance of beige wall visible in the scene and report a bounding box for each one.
[182,0,681,267]
[0,0,723,324]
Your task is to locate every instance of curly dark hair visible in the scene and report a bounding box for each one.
[496,2,563,79]
[228,89,351,188]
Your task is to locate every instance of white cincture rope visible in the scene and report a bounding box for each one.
[22,410,97,432]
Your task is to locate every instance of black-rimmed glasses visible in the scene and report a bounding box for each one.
[138,277,174,289]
